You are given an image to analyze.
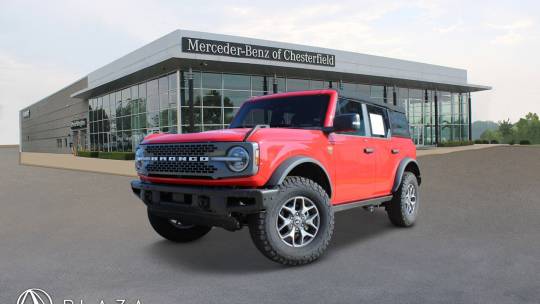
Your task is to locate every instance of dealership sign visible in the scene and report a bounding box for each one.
[182,37,335,67]
[71,119,87,130]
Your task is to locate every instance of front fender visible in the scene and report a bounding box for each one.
[265,156,332,196]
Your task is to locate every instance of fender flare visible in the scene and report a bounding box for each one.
[265,156,333,197]
[392,158,421,193]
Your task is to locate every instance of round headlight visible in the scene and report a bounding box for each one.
[135,146,145,173]
[227,146,250,172]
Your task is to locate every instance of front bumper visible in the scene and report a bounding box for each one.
[131,180,278,230]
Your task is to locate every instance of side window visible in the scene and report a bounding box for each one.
[366,105,389,138]
[389,111,410,138]
[336,98,366,136]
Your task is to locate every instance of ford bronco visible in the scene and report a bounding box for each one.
[131,89,421,265]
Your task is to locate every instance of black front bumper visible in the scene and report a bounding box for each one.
[131,180,278,230]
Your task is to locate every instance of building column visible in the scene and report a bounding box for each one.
[176,70,181,133]
[468,93,472,141]
[393,86,397,106]
[188,67,194,133]
[263,76,268,95]
[272,74,278,93]
[383,86,388,103]
[434,92,439,145]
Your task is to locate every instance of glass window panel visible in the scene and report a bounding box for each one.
[147,79,158,96]
[159,76,168,94]
[122,88,131,101]
[138,83,146,98]
[139,114,147,129]
[311,80,325,90]
[181,107,202,125]
[123,116,131,130]
[180,88,202,106]
[274,77,286,92]
[159,92,169,110]
[251,76,270,92]
[160,110,169,126]
[123,131,132,151]
[223,90,250,107]
[180,70,201,88]
[202,72,222,89]
[224,108,239,124]
[139,97,147,114]
[286,78,310,92]
[181,125,202,133]
[168,73,177,91]
[147,95,159,112]
[102,95,110,120]
[116,132,123,152]
[203,90,222,107]
[203,108,222,124]
[203,125,223,131]
[223,74,250,90]
[147,112,159,129]
[370,85,385,99]
[131,85,138,99]
[169,90,177,109]
[409,89,423,100]
[169,108,178,126]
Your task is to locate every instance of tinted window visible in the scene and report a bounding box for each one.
[389,111,410,138]
[366,105,389,138]
[335,98,366,136]
[230,95,329,129]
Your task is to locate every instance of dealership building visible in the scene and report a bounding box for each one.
[20,29,490,153]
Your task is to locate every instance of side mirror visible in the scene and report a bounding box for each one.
[332,113,361,132]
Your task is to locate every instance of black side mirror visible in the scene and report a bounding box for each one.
[332,113,361,132]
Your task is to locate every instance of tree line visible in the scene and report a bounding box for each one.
[480,112,540,144]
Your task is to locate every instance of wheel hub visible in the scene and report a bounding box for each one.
[404,184,417,215]
[276,196,320,248]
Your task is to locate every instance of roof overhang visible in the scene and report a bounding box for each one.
[71,57,490,100]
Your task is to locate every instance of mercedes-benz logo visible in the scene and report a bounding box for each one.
[17,289,52,304]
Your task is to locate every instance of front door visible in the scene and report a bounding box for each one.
[330,98,376,204]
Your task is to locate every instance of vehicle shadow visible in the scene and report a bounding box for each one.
[144,207,392,274]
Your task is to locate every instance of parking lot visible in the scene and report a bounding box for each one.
[1,146,539,304]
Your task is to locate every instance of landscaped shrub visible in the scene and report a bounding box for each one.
[474,139,483,144]
[77,151,99,158]
[509,140,515,145]
[490,140,499,144]
[437,140,474,147]
[519,140,531,145]
[98,152,135,160]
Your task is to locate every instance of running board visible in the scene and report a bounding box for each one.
[333,195,393,213]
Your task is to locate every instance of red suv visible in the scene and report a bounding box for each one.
[131,89,421,265]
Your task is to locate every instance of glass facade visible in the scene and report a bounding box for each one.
[87,69,471,151]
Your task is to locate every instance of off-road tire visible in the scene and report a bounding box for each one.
[386,171,419,227]
[248,176,334,266]
[147,209,212,242]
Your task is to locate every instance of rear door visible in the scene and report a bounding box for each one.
[330,98,377,204]
[365,104,395,196]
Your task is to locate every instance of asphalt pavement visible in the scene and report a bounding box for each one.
[1,146,539,304]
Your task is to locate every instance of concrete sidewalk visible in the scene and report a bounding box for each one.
[20,152,137,176]
[18,144,505,177]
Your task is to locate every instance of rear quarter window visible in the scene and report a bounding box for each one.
[389,111,410,138]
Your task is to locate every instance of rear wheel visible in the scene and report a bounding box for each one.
[386,172,419,227]
[248,176,334,265]
[147,209,212,242]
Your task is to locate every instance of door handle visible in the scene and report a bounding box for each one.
[364,147,375,154]
[391,149,400,154]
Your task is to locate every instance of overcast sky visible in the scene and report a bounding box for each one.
[0,0,539,144]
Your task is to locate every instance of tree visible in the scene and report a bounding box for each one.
[497,119,514,143]
[514,112,540,144]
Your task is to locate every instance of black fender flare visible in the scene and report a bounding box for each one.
[265,156,333,197]
[392,158,421,193]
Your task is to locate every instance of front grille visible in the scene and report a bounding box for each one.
[144,143,217,157]
[146,162,217,175]
[142,143,220,178]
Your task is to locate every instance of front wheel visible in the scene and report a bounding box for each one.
[248,176,334,266]
[386,171,419,227]
[147,209,212,242]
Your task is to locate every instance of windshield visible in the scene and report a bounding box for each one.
[229,94,330,129]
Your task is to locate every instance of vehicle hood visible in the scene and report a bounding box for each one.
[141,129,251,144]
[141,128,324,144]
